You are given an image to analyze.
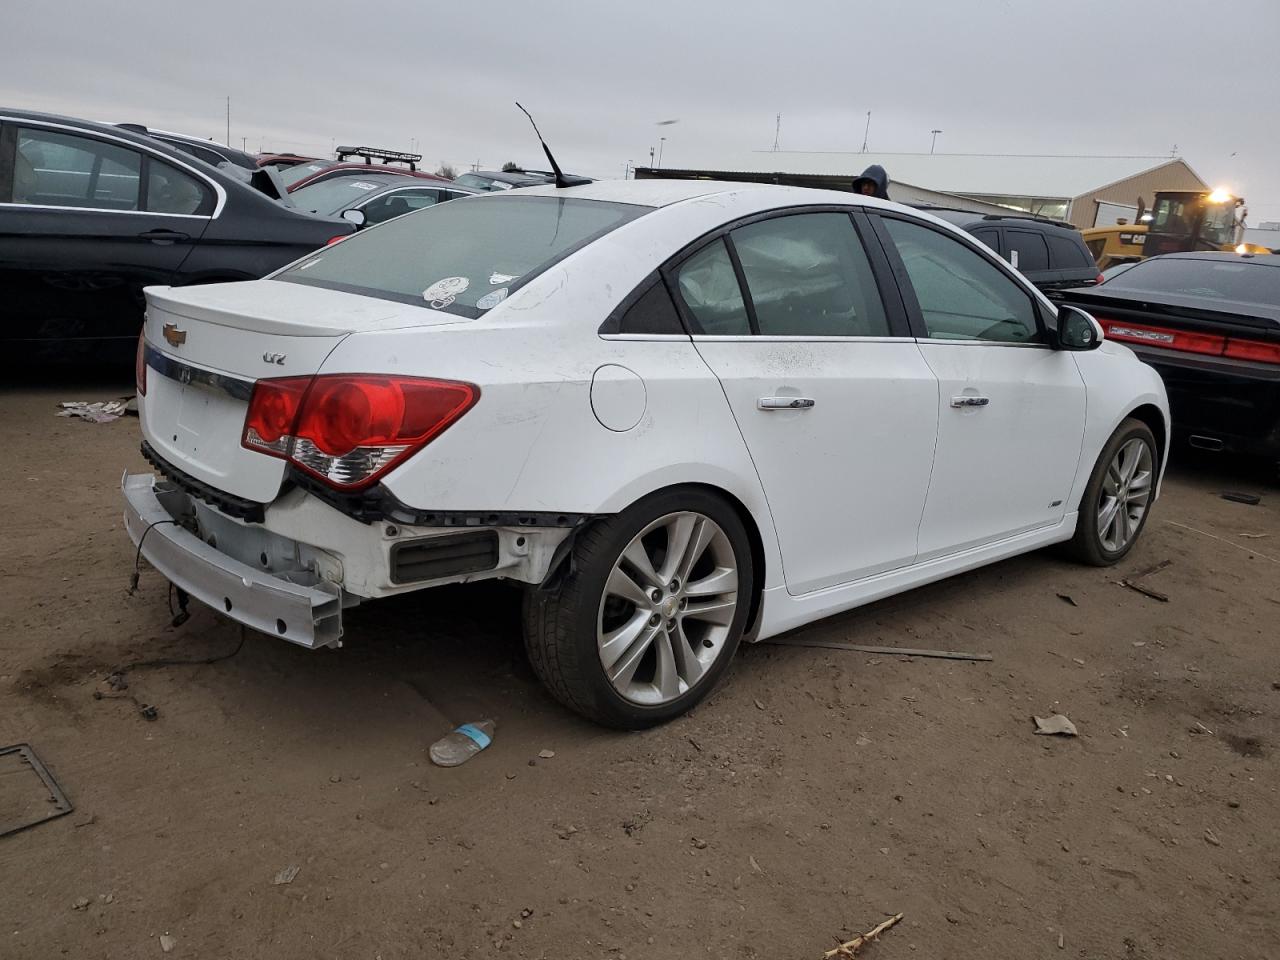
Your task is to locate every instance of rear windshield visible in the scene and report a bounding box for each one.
[280,161,333,187]
[1103,256,1280,305]
[454,173,513,191]
[276,194,650,317]
[290,174,407,214]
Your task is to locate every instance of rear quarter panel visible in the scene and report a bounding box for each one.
[308,190,834,593]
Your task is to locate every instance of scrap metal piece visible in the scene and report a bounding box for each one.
[0,743,73,839]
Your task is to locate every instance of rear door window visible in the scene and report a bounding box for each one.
[14,128,141,210]
[1047,234,1093,270]
[278,194,649,317]
[1006,230,1050,272]
[146,160,213,215]
[673,238,752,335]
[970,227,1000,254]
[730,212,891,336]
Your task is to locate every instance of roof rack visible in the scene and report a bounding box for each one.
[334,146,422,171]
[979,212,1075,230]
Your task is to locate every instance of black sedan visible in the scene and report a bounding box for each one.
[0,109,356,364]
[1059,252,1280,460]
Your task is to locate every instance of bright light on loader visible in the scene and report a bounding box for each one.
[1208,187,1233,204]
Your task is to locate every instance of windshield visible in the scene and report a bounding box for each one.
[280,161,334,187]
[289,175,408,214]
[453,173,512,192]
[276,194,650,317]
[1103,257,1280,305]
[1201,202,1237,246]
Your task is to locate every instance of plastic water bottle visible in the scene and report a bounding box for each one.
[429,719,495,767]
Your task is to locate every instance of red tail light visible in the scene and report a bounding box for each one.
[1223,338,1280,364]
[1095,273,1106,285]
[136,334,148,396]
[1093,317,1226,356]
[1095,316,1280,365]
[242,374,478,490]
[326,235,348,246]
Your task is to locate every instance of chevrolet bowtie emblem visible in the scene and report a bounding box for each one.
[162,323,187,347]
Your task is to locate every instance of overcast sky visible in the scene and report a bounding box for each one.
[5,0,1279,219]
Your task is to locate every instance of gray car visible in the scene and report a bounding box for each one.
[288,173,479,228]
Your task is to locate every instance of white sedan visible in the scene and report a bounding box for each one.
[124,180,1169,728]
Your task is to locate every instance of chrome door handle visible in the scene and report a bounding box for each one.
[950,396,990,408]
[758,396,816,410]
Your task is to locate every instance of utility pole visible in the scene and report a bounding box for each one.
[658,137,667,168]
[241,136,247,152]
[649,145,655,167]
[861,111,871,153]
[930,129,942,154]
[225,96,231,147]
[773,114,781,152]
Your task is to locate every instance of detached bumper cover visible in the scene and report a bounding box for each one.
[122,472,343,649]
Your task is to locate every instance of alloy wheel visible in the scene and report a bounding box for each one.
[596,511,739,706]
[1097,437,1153,552]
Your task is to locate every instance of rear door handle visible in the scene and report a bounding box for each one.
[138,229,190,244]
[758,396,816,410]
[950,396,991,408]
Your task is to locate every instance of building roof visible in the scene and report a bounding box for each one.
[648,151,1196,201]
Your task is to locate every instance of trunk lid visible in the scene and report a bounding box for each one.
[139,281,465,503]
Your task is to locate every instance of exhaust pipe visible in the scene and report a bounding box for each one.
[1188,434,1225,452]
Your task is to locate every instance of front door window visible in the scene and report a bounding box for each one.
[882,217,1040,343]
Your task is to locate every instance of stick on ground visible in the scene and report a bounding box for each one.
[823,913,904,959]
[766,638,992,662]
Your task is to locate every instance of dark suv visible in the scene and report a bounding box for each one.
[919,208,1102,295]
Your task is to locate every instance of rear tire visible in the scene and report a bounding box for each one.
[523,487,754,729]
[1066,418,1158,566]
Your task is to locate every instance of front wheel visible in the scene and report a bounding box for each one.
[523,488,754,729]
[1066,418,1158,566]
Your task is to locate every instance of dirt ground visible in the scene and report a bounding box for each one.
[1,375,1277,960]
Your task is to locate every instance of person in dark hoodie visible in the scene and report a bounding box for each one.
[851,164,890,200]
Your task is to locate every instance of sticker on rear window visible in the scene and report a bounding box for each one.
[423,276,470,309]
[348,181,379,191]
[489,272,518,285]
[476,288,508,310]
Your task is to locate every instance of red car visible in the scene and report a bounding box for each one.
[278,146,449,193]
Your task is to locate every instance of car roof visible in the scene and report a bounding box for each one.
[1156,251,1280,267]
[7,107,209,158]
[466,169,554,185]
[515,178,814,207]
[915,206,1078,233]
[4,107,253,188]
[311,162,446,179]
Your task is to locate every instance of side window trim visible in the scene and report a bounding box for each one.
[720,234,761,335]
[866,210,1049,343]
[848,208,913,339]
[0,123,15,203]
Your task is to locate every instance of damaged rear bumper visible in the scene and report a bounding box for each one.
[122,472,344,649]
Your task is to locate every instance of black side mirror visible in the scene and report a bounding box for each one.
[341,208,367,228]
[1054,304,1102,351]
